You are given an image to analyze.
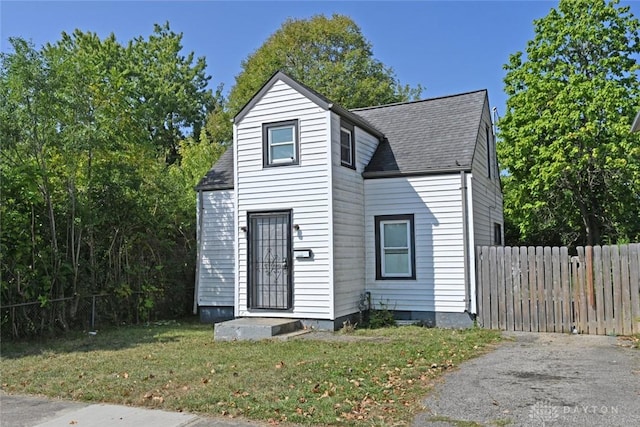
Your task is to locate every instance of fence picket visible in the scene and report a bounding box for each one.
[504,247,514,331]
[535,247,546,331]
[527,247,537,331]
[497,248,506,330]
[620,245,631,336]
[602,245,614,335]
[571,256,581,332]
[489,246,499,329]
[560,247,570,333]
[629,244,640,334]
[551,247,561,333]
[593,246,604,334]
[577,247,589,333]
[512,247,522,331]
[476,247,483,326]
[543,246,553,331]
[481,246,491,328]
[611,245,622,335]
[521,246,530,331]
[586,246,598,334]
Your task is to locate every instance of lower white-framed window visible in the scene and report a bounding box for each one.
[374,214,416,280]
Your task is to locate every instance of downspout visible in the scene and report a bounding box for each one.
[460,171,471,312]
[193,190,204,314]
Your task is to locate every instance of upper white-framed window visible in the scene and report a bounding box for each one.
[374,214,416,280]
[340,121,355,169]
[263,119,299,167]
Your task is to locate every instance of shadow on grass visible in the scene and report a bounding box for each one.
[1,317,211,359]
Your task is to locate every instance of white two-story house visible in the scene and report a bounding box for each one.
[195,71,503,330]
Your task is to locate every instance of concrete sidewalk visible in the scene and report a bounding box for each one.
[0,394,265,427]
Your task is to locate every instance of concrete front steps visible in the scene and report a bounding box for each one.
[213,318,309,341]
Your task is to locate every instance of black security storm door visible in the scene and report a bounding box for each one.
[248,211,292,310]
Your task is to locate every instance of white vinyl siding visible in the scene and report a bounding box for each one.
[365,175,466,313]
[197,190,235,306]
[470,101,504,248]
[236,79,332,319]
[332,112,380,319]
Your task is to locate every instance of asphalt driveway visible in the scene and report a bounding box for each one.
[413,331,640,426]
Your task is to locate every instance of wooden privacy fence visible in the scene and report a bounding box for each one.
[476,244,640,335]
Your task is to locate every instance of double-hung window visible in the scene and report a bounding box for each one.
[263,120,298,166]
[340,121,355,168]
[494,222,503,245]
[375,214,416,280]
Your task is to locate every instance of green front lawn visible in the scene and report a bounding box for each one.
[1,321,500,426]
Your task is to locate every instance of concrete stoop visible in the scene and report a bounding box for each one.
[213,317,305,341]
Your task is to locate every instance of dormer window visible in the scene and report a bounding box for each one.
[340,121,355,169]
[263,120,299,167]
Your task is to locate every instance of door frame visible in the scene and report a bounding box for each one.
[247,210,293,311]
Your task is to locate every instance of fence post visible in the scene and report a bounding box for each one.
[91,295,96,331]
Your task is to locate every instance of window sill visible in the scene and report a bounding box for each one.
[340,162,356,170]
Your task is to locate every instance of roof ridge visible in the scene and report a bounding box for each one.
[351,89,487,112]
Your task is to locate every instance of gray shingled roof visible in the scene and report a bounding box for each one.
[195,72,488,192]
[354,90,487,177]
[195,146,233,190]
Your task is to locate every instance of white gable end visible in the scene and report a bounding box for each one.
[235,78,334,319]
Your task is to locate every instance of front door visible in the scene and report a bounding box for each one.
[248,211,292,310]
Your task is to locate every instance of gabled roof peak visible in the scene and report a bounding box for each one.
[234,70,384,139]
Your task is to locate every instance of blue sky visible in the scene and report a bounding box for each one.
[2,1,638,116]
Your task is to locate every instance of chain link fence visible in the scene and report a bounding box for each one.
[1,287,194,339]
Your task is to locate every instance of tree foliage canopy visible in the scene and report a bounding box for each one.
[0,24,219,336]
[498,0,640,246]
[206,14,422,144]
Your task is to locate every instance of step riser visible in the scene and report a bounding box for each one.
[214,318,302,341]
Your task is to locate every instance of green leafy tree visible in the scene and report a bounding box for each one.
[1,25,218,336]
[498,0,640,246]
[206,14,422,144]
[126,23,216,163]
